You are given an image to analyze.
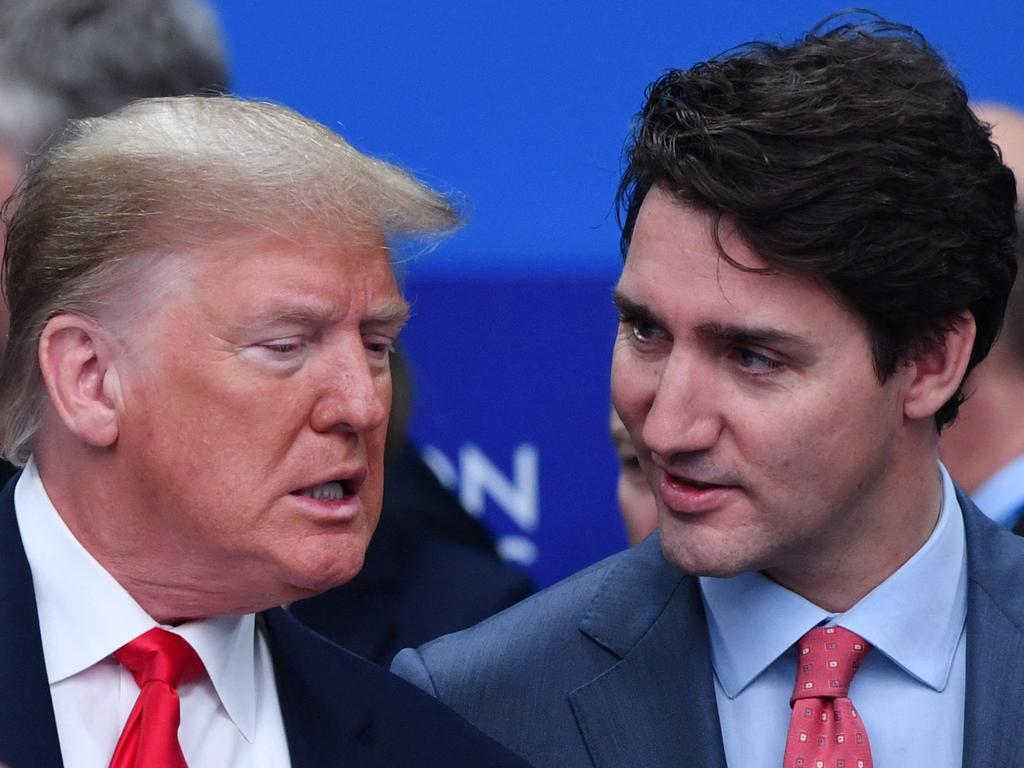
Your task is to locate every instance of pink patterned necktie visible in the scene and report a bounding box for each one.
[783,626,874,768]
[109,628,205,768]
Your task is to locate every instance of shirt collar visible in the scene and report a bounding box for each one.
[700,463,967,698]
[15,458,259,741]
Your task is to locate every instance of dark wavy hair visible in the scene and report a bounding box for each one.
[617,11,1018,429]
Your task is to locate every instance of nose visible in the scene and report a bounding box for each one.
[641,348,721,460]
[309,339,389,435]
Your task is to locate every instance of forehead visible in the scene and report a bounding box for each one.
[178,229,405,320]
[619,188,853,335]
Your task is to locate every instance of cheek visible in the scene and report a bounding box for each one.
[731,385,877,497]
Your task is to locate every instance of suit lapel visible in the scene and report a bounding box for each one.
[0,475,64,768]
[961,492,1024,766]
[568,537,727,768]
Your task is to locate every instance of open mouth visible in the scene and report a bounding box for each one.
[669,476,720,491]
[290,475,364,502]
[663,471,724,491]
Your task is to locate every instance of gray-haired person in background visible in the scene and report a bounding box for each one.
[0,0,229,488]
[0,0,228,235]
[0,95,531,768]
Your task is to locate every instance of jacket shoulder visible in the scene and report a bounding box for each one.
[404,544,635,678]
[391,537,689,768]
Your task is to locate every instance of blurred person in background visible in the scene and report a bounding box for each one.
[0,0,229,487]
[610,406,657,545]
[941,102,1024,531]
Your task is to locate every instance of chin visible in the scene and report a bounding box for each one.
[285,547,367,597]
[658,536,757,579]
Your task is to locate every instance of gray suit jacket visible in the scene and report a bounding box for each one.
[393,489,1024,767]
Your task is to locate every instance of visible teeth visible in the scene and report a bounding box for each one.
[297,482,346,501]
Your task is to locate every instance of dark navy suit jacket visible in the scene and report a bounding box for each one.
[0,475,532,768]
[290,505,535,666]
[395,489,1024,768]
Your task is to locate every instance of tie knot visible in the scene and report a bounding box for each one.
[791,626,871,705]
[113,628,204,689]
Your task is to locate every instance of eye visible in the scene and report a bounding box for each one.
[624,318,666,344]
[734,348,783,374]
[364,336,395,366]
[262,340,302,355]
[257,337,308,358]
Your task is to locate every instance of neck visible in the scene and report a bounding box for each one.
[765,433,943,613]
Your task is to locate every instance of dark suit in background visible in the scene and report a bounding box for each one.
[291,444,535,665]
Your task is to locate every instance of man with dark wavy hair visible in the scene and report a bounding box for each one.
[395,14,1021,768]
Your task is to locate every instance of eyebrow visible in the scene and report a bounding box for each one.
[613,292,663,326]
[613,291,812,355]
[362,298,411,331]
[245,297,411,331]
[695,322,810,353]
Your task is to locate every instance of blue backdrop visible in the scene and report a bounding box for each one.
[210,0,1023,586]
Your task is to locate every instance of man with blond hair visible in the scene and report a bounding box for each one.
[0,95,529,768]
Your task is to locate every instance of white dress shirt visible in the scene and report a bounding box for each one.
[701,463,967,768]
[15,459,292,767]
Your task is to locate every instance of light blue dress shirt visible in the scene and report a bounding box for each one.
[972,452,1024,528]
[700,464,967,768]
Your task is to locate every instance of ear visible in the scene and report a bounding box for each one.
[902,312,976,421]
[37,313,122,448]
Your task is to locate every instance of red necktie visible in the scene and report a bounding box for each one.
[109,628,205,768]
[783,626,874,768]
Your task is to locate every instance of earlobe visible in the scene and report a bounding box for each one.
[38,314,121,448]
[903,312,977,421]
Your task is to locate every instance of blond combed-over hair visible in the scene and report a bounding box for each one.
[0,95,460,464]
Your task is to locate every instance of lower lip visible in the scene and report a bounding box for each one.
[288,492,362,522]
[658,471,736,515]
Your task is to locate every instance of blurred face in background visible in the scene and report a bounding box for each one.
[610,406,658,545]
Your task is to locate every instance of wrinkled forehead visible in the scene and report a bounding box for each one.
[94,221,397,330]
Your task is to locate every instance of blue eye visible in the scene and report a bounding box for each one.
[736,348,782,373]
